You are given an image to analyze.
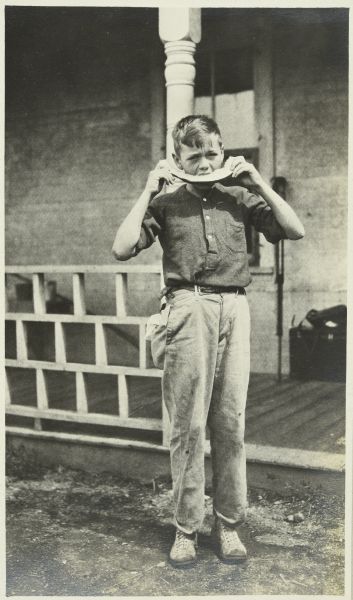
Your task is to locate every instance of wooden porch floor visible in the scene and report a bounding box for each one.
[6,370,345,455]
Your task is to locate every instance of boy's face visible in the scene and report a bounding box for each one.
[173,133,224,179]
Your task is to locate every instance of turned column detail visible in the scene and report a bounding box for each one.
[159,8,201,159]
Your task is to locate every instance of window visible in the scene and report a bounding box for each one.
[195,47,259,265]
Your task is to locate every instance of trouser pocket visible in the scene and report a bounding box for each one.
[146,304,171,370]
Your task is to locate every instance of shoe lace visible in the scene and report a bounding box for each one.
[175,530,194,549]
[220,522,238,545]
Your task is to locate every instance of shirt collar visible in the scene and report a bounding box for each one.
[185,182,218,200]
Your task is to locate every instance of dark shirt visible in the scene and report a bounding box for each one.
[135,183,287,287]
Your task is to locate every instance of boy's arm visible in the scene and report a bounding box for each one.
[227,156,305,240]
[112,160,173,260]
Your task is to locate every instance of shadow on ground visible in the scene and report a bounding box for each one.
[6,451,344,596]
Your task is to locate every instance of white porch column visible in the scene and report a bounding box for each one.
[159,8,201,159]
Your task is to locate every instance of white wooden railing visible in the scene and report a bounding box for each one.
[5,265,171,446]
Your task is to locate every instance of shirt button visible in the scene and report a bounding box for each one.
[203,198,207,202]
[208,234,213,239]
[205,215,210,220]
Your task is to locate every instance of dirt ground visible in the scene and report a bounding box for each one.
[6,450,345,596]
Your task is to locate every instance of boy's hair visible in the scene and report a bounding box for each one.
[172,115,223,156]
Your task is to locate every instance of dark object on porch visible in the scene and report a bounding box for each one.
[290,305,346,382]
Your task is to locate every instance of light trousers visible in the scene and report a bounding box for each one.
[161,289,250,534]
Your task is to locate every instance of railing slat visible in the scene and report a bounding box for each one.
[139,323,147,369]
[5,274,9,312]
[160,269,165,291]
[55,322,66,363]
[95,323,108,366]
[16,321,28,361]
[5,264,162,274]
[6,312,149,325]
[115,273,128,317]
[32,273,46,314]
[118,374,129,418]
[36,369,48,410]
[162,400,171,447]
[76,372,88,413]
[5,370,11,406]
[73,273,86,315]
[6,405,162,431]
[5,358,162,378]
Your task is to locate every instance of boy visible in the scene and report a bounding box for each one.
[112,115,304,568]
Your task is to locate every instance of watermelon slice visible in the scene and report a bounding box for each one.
[170,166,233,184]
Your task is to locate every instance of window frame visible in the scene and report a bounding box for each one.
[223,147,260,266]
[194,47,260,266]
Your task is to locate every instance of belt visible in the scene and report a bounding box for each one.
[169,284,246,295]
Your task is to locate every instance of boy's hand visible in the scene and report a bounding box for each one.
[145,160,174,195]
[225,156,265,191]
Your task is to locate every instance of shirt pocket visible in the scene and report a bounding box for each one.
[220,220,247,256]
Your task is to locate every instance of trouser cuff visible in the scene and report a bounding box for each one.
[214,508,243,526]
[175,519,196,535]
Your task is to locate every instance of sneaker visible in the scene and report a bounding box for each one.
[212,518,247,563]
[169,529,198,568]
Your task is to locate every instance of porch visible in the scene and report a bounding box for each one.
[5,265,345,491]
